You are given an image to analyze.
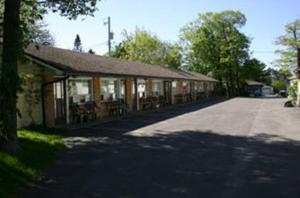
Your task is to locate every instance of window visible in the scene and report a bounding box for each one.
[120,80,126,99]
[195,82,204,92]
[137,79,147,98]
[183,81,190,94]
[101,78,120,101]
[208,83,214,91]
[68,78,92,104]
[152,79,164,96]
[172,81,177,88]
[172,81,178,95]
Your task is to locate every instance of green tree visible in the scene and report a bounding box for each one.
[88,49,95,54]
[180,10,251,96]
[111,28,182,69]
[288,81,298,101]
[73,34,82,52]
[273,19,300,71]
[27,22,55,46]
[240,58,266,82]
[0,0,101,151]
[272,80,287,93]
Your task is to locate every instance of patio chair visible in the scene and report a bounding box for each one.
[118,99,128,116]
[107,100,121,117]
[158,96,166,107]
[186,93,192,102]
[175,94,183,104]
[69,103,81,124]
[85,101,99,121]
[141,97,152,110]
[150,96,158,109]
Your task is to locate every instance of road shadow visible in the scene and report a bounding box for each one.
[20,128,300,198]
[30,98,229,138]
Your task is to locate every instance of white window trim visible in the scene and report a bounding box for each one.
[68,77,94,103]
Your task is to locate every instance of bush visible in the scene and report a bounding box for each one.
[271,80,287,93]
[288,81,298,101]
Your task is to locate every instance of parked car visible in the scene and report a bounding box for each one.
[254,90,262,97]
[279,90,287,97]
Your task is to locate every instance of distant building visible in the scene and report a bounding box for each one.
[262,85,274,96]
[244,80,265,96]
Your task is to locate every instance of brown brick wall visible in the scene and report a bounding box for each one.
[204,82,209,98]
[147,79,153,96]
[191,81,196,100]
[93,77,100,102]
[126,78,134,111]
[178,80,183,94]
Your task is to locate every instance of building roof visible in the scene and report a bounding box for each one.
[25,44,217,82]
[245,80,265,86]
[262,85,273,89]
[184,71,219,82]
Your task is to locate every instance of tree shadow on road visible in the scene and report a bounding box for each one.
[21,128,300,198]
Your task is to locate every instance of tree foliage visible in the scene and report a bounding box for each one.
[111,28,182,69]
[272,80,287,93]
[88,48,95,54]
[27,22,55,46]
[240,58,266,81]
[288,81,298,101]
[73,34,82,52]
[180,10,254,96]
[0,0,101,151]
[273,19,300,71]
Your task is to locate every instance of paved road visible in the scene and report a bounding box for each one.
[20,98,300,198]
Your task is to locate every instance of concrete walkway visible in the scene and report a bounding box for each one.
[20,98,300,198]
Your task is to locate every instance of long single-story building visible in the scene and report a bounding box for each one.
[17,44,218,128]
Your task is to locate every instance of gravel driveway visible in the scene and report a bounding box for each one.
[20,98,300,198]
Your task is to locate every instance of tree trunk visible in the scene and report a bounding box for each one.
[236,70,241,96]
[0,0,21,152]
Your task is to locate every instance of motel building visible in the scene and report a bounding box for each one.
[17,44,218,128]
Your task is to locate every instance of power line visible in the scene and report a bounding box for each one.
[252,50,275,54]
[87,42,107,49]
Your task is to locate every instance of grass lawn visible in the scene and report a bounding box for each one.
[0,128,65,197]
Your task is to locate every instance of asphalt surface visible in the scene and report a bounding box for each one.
[20,97,300,198]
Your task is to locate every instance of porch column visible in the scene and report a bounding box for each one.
[178,80,183,94]
[125,79,133,111]
[93,77,101,117]
[135,78,139,111]
[147,79,153,96]
[65,79,70,124]
[204,82,209,98]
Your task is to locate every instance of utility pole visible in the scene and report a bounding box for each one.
[104,16,114,56]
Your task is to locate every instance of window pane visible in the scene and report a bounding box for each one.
[69,79,92,104]
[137,79,147,98]
[152,80,163,96]
[101,78,120,101]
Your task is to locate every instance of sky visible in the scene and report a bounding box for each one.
[45,0,300,67]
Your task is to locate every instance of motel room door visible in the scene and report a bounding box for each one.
[53,80,66,125]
